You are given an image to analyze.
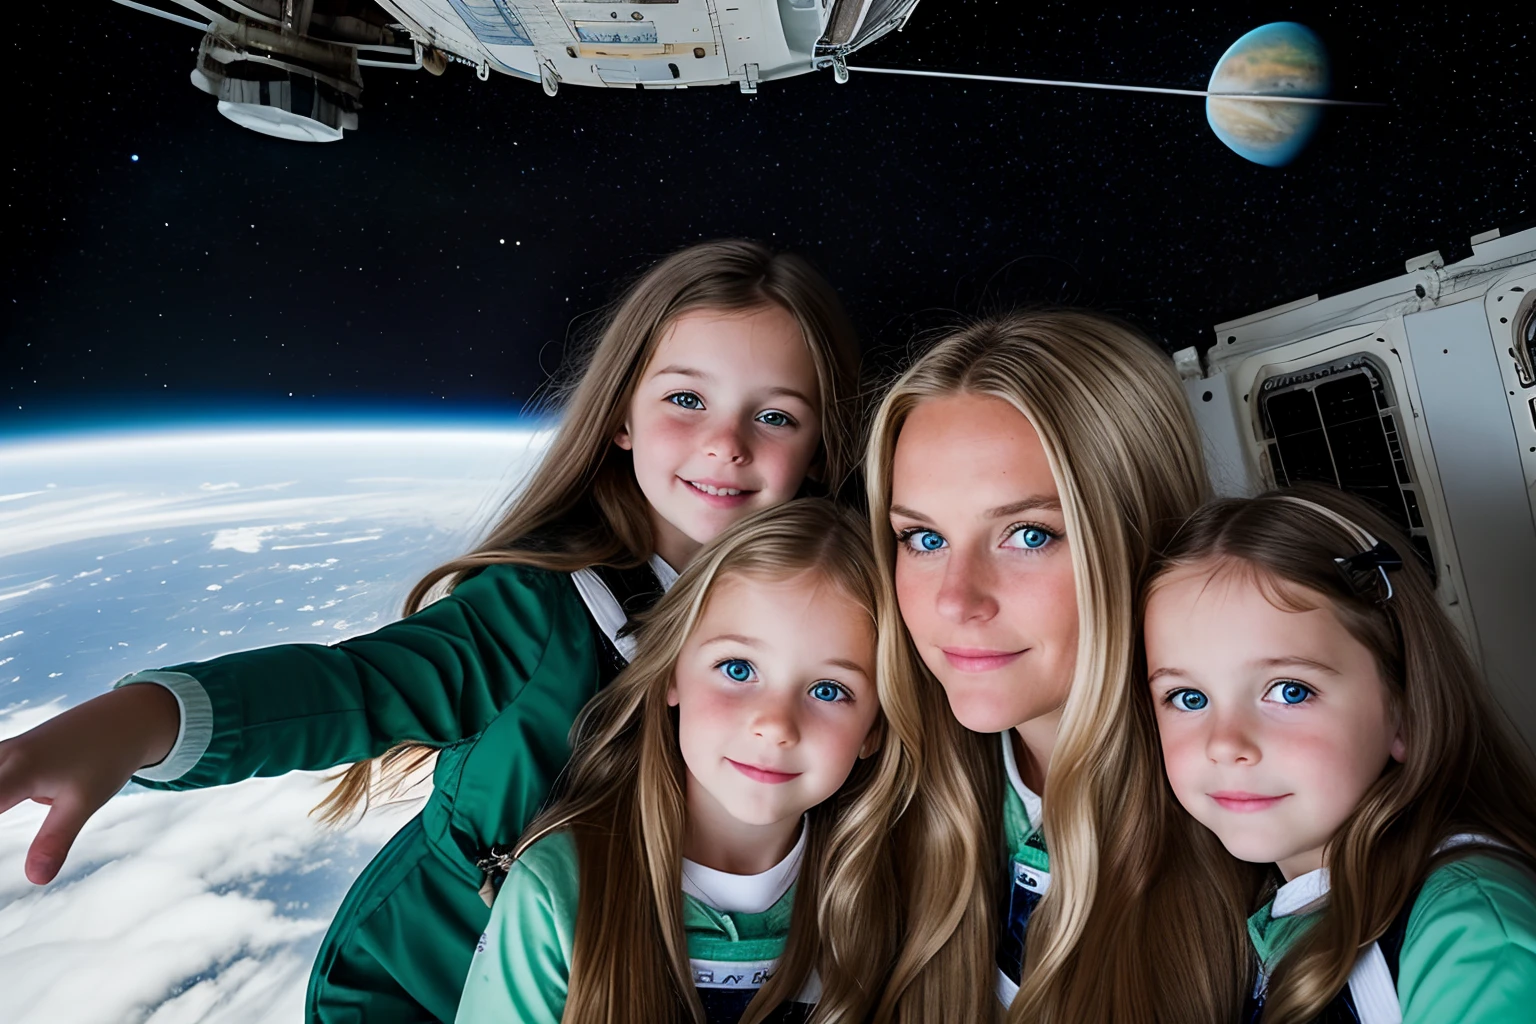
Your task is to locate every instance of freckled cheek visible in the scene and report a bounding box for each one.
[997,566,1078,652]
[893,563,938,641]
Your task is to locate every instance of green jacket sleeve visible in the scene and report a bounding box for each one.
[1399,853,1536,1024]
[132,563,588,790]
[455,832,579,1024]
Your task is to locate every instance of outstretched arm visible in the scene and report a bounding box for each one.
[130,563,584,790]
[0,563,591,883]
[0,682,179,883]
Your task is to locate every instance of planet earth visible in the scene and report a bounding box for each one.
[1206,22,1331,167]
[0,423,545,1023]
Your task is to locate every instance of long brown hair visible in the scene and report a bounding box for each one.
[518,499,906,1024]
[1141,484,1536,1024]
[314,240,862,825]
[862,311,1240,1023]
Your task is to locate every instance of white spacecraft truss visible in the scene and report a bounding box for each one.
[112,0,922,140]
[1177,225,1536,745]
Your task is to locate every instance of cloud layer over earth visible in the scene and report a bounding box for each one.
[0,740,419,1024]
[0,427,543,1022]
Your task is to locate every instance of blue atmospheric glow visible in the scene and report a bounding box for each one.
[131,154,139,162]
[0,406,547,447]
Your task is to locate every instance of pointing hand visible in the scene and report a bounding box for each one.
[0,683,180,883]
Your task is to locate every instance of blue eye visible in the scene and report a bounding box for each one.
[1004,524,1056,551]
[756,410,794,428]
[1266,681,1313,705]
[667,391,704,410]
[898,528,947,554]
[718,659,754,683]
[809,681,848,703]
[1169,689,1209,712]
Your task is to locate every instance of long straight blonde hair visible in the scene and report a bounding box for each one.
[517,499,908,1024]
[1141,485,1536,1024]
[315,239,863,825]
[862,311,1242,1023]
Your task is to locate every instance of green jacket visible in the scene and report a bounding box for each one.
[1248,853,1536,1023]
[121,563,606,1023]
[456,831,800,1024]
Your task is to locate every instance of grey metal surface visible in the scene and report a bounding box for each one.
[1404,301,1536,744]
[1183,371,1258,498]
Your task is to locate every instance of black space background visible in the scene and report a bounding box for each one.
[2,2,1530,432]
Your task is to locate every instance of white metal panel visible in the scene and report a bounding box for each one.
[1198,320,1480,671]
[553,1,729,87]
[1208,227,1536,371]
[1483,270,1536,499]
[378,1,493,61]
[719,2,806,81]
[1403,301,1536,743]
[1183,370,1258,497]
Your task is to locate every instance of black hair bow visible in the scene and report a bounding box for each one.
[1334,540,1404,603]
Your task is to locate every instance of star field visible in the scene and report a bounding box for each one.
[2,1,1529,430]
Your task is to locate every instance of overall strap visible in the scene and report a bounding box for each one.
[571,556,673,661]
[1343,833,1512,1024]
[476,556,674,906]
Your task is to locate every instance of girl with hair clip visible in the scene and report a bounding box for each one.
[1140,484,1536,1024]
[456,499,904,1024]
[862,310,1235,1023]
[0,240,862,1023]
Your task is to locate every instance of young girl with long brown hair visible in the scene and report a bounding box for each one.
[457,499,905,1024]
[1142,485,1536,1023]
[0,240,862,1023]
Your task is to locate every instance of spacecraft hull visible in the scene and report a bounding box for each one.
[115,0,922,138]
[1176,226,1536,747]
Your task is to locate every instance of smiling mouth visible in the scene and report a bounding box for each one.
[940,647,1028,672]
[726,758,801,784]
[1209,791,1291,812]
[689,480,744,496]
[684,478,756,503]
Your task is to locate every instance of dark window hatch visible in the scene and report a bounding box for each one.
[1259,355,1436,579]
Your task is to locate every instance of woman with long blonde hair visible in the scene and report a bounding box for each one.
[864,311,1254,1022]
[0,240,862,1023]
[1141,485,1536,1023]
[457,499,906,1023]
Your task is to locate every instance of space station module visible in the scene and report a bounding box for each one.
[1175,224,1536,746]
[114,0,922,141]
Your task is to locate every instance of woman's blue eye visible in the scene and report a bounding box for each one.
[809,681,847,703]
[1267,681,1313,705]
[718,659,754,683]
[1005,525,1055,551]
[756,410,793,428]
[1171,689,1209,712]
[668,392,704,410]
[899,529,946,553]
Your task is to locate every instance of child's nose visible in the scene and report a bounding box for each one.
[750,695,800,746]
[1205,710,1261,765]
[703,419,750,465]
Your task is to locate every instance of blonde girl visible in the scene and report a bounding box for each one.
[0,240,862,1023]
[457,499,904,1024]
[863,310,1240,1023]
[1140,485,1536,1023]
